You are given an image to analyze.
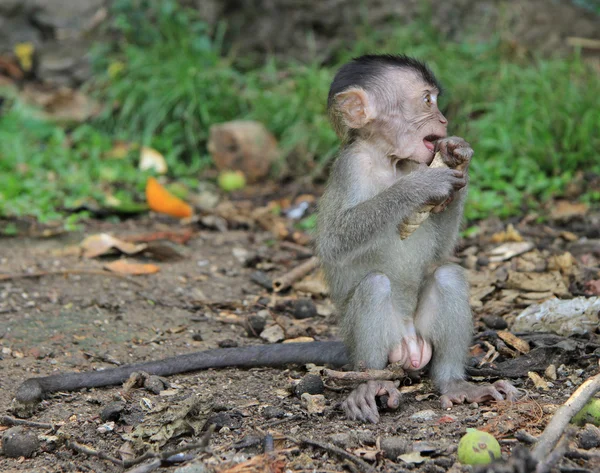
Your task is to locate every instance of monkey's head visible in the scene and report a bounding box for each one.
[328,54,448,164]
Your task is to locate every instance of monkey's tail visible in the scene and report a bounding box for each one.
[16,341,348,404]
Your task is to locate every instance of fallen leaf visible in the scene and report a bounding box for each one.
[22,84,100,122]
[353,447,380,461]
[107,141,134,159]
[146,177,193,218]
[528,371,550,391]
[104,259,160,275]
[505,271,570,297]
[490,223,524,243]
[548,252,577,276]
[139,147,168,174]
[283,336,314,343]
[81,233,147,258]
[551,200,589,221]
[488,241,535,262]
[398,451,426,464]
[497,331,530,354]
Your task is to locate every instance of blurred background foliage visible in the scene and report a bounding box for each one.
[0,0,599,228]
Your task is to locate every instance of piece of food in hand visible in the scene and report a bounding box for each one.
[398,151,446,239]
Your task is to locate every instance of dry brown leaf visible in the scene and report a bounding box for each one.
[490,223,524,243]
[283,336,314,343]
[497,331,530,354]
[547,252,577,276]
[22,84,100,122]
[505,271,570,297]
[353,447,380,461]
[104,259,160,275]
[488,241,535,262]
[528,371,549,391]
[550,200,589,221]
[81,233,147,258]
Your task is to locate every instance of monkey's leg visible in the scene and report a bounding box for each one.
[414,264,519,408]
[341,272,402,423]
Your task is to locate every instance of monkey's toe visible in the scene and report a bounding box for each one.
[342,380,400,423]
[440,379,518,409]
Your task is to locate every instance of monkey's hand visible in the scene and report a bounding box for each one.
[439,380,519,409]
[342,380,401,423]
[434,136,473,173]
[430,137,473,213]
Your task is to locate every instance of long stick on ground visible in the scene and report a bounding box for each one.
[273,256,319,292]
[323,366,405,383]
[532,369,600,461]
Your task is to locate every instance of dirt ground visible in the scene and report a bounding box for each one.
[1,202,600,473]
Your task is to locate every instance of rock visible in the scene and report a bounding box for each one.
[410,409,437,422]
[218,339,238,348]
[513,297,600,336]
[300,393,326,414]
[245,314,267,337]
[329,433,353,448]
[262,406,286,419]
[292,298,317,319]
[144,375,168,394]
[381,436,410,460]
[204,411,243,431]
[260,324,285,343]
[2,427,39,458]
[482,315,508,330]
[100,401,126,422]
[578,424,600,449]
[207,120,279,183]
[294,374,324,396]
[250,270,273,290]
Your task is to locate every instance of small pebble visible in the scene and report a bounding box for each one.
[482,315,508,330]
[144,375,168,394]
[329,433,352,448]
[100,401,126,422]
[380,436,410,460]
[204,411,243,431]
[262,406,286,419]
[250,271,273,290]
[2,427,40,458]
[476,256,490,267]
[294,374,325,396]
[301,393,326,414]
[410,409,436,422]
[245,315,267,337]
[579,424,600,449]
[292,299,317,319]
[260,324,285,343]
[218,339,238,348]
[192,332,203,341]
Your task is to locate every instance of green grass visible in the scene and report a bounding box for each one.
[1,0,598,228]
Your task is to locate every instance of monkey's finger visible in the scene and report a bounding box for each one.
[493,380,519,401]
[383,388,401,409]
[476,386,504,403]
[439,395,453,409]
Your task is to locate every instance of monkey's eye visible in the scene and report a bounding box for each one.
[424,94,432,106]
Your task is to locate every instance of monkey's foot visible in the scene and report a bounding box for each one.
[342,380,401,424]
[439,380,519,409]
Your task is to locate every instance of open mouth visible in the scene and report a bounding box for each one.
[423,134,442,153]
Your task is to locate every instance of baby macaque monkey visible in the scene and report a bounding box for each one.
[316,54,518,423]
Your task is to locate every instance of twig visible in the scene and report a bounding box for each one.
[532,370,600,461]
[273,256,319,292]
[125,459,161,473]
[279,241,313,258]
[536,428,574,473]
[123,424,215,468]
[566,37,600,50]
[66,439,123,466]
[288,436,374,473]
[515,430,538,444]
[260,413,303,428]
[0,415,57,430]
[0,269,144,286]
[323,365,405,383]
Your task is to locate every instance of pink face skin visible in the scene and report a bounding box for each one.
[366,68,449,165]
[388,323,432,371]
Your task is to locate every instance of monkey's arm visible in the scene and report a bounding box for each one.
[318,167,462,263]
[16,341,347,405]
[431,185,468,260]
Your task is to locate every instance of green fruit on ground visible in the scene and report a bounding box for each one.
[572,399,600,426]
[218,170,246,192]
[457,429,501,465]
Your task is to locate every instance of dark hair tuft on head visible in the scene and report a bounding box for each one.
[327,54,442,110]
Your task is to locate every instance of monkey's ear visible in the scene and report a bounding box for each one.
[334,88,374,129]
